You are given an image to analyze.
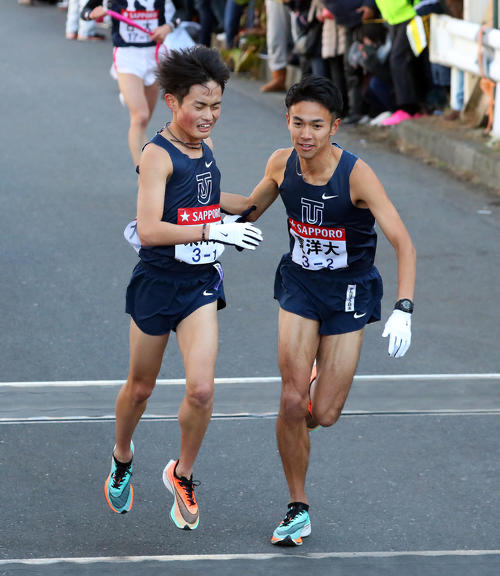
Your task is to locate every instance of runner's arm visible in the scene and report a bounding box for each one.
[137,146,209,246]
[350,160,416,301]
[220,149,287,221]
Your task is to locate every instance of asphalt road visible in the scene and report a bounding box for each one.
[1,2,499,575]
[2,1,500,383]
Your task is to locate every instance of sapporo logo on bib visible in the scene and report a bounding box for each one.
[289,218,348,270]
[175,204,225,264]
[120,9,158,43]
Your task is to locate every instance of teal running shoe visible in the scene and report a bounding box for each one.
[104,442,134,514]
[271,502,311,546]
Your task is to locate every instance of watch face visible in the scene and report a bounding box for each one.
[401,300,411,310]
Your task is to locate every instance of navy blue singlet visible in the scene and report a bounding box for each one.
[109,0,167,48]
[139,133,223,275]
[279,144,377,274]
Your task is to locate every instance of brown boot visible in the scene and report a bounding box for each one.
[261,69,287,93]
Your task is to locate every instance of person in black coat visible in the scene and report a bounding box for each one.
[322,0,377,123]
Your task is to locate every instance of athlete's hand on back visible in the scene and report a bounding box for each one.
[382,310,411,358]
[209,222,263,250]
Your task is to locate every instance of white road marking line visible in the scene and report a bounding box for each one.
[1,409,499,425]
[1,550,499,565]
[1,373,499,388]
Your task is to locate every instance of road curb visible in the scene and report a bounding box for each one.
[391,119,500,193]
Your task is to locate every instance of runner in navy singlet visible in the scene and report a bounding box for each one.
[81,0,181,166]
[221,75,416,546]
[103,47,263,528]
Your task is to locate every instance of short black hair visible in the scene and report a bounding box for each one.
[285,75,344,120]
[157,46,230,103]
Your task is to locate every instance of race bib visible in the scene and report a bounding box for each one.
[119,10,158,44]
[175,204,225,265]
[289,218,348,270]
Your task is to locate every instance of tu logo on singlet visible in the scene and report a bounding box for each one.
[301,198,324,226]
[196,172,212,205]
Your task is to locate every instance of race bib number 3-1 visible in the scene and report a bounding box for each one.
[175,204,225,264]
[119,10,158,44]
[289,218,348,270]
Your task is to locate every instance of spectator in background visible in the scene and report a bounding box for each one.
[224,0,255,49]
[292,0,323,78]
[375,0,428,125]
[261,0,295,92]
[414,1,449,113]
[195,0,225,46]
[306,1,348,113]
[351,22,394,122]
[66,0,104,40]
[322,0,377,124]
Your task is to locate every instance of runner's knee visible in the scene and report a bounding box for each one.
[127,375,155,404]
[185,382,214,410]
[313,401,345,428]
[129,109,149,129]
[280,387,309,420]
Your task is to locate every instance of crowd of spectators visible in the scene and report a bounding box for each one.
[266,0,465,125]
[19,0,464,126]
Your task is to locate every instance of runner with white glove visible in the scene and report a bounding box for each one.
[218,75,416,547]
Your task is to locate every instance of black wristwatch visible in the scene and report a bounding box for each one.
[394,298,414,314]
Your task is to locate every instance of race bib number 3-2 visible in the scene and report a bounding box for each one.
[175,204,225,265]
[290,218,348,270]
[119,10,158,44]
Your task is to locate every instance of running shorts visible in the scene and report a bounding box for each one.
[274,254,383,335]
[126,260,226,335]
[113,46,158,86]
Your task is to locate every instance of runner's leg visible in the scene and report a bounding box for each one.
[277,308,320,505]
[309,329,364,428]
[114,319,169,462]
[117,72,151,167]
[144,81,160,124]
[175,302,218,478]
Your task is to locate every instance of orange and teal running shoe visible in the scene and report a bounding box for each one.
[306,362,321,432]
[163,460,200,530]
[271,502,311,546]
[104,442,134,514]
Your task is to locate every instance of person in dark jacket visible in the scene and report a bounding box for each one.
[322,0,378,123]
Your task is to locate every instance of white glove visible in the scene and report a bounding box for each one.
[208,222,263,250]
[221,214,241,225]
[382,309,412,358]
[124,219,141,254]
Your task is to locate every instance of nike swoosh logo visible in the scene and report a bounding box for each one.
[354,312,367,319]
[220,232,228,237]
[322,193,338,200]
[205,161,213,168]
[203,290,213,296]
[275,520,308,536]
[109,485,130,508]
[174,487,199,524]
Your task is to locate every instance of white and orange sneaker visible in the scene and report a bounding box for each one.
[162,460,200,530]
